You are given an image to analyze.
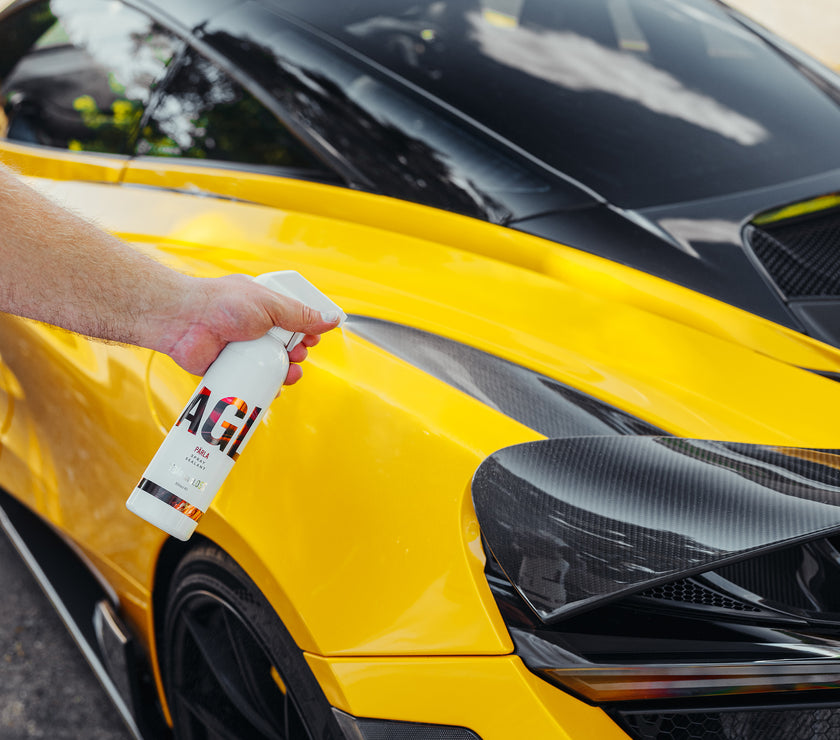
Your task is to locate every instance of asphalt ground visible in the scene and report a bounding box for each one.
[0,530,132,740]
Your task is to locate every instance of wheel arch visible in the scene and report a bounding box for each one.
[149,510,326,717]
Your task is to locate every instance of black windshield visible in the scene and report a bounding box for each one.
[277,0,840,208]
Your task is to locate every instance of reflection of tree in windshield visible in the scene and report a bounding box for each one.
[203,28,509,220]
[137,50,320,169]
[68,90,142,153]
[139,55,238,157]
[1,0,177,153]
[52,0,175,100]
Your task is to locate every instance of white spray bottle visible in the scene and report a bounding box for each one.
[126,271,345,540]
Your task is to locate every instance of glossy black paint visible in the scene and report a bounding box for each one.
[473,437,840,622]
[267,0,840,209]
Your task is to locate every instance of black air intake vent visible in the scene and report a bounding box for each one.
[746,205,840,298]
[618,706,840,740]
[636,578,762,613]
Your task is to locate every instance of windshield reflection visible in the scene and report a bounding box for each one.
[1,0,177,153]
[468,15,768,146]
[201,14,580,222]
[325,0,840,207]
[51,0,176,103]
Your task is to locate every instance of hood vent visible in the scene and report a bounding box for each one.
[746,199,840,298]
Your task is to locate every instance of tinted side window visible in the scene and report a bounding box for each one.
[201,7,591,223]
[137,49,323,171]
[0,0,179,154]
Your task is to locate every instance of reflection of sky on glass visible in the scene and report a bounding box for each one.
[52,0,176,102]
[152,95,195,149]
[468,13,768,146]
[149,58,237,153]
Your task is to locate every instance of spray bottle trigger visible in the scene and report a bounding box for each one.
[254,271,347,336]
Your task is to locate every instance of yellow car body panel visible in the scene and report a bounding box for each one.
[306,653,630,740]
[5,158,840,734]
[6,0,840,734]
[0,140,126,183]
[123,158,840,377]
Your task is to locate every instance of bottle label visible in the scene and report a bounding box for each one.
[125,272,343,540]
[136,477,204,522]
[175,385,263,462]
[132,383,266,521]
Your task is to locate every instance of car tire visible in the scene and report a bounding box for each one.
[161,542,344,740]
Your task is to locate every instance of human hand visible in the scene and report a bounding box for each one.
[147,274,342,380]
[0,165,341,376]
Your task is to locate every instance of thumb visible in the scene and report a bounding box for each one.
[268,293,343,334]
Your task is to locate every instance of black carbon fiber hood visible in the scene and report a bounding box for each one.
[472,437,840,623]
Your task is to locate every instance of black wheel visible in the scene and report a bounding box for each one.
[161,543,344,740]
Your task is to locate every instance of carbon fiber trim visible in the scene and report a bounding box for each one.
[332,709,482,739]
[346,316,661,437]
[746,204,840,298]
[472,438,840,622]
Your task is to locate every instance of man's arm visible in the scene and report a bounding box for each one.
[0,165,340,380]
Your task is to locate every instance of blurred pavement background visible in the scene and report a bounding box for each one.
[0,530,132,739]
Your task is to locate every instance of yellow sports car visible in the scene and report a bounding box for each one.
[5,1,840,739]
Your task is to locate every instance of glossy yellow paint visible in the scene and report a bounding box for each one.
[5,159,840,730]
[753,192,840,225]
[29,175,840,446]
[124,159,840,375]
[6,174,840,653]
[192,331,538,656]
[4,178,837,640]
[306,653,630,739]
[0,140,126,183]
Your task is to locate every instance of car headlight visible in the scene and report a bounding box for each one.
[540,659,840,703]
[472,436,840,724]
[472,437,840,622]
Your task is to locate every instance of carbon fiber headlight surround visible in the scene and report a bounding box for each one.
[472,438,840,622]
[346,316,661,438]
